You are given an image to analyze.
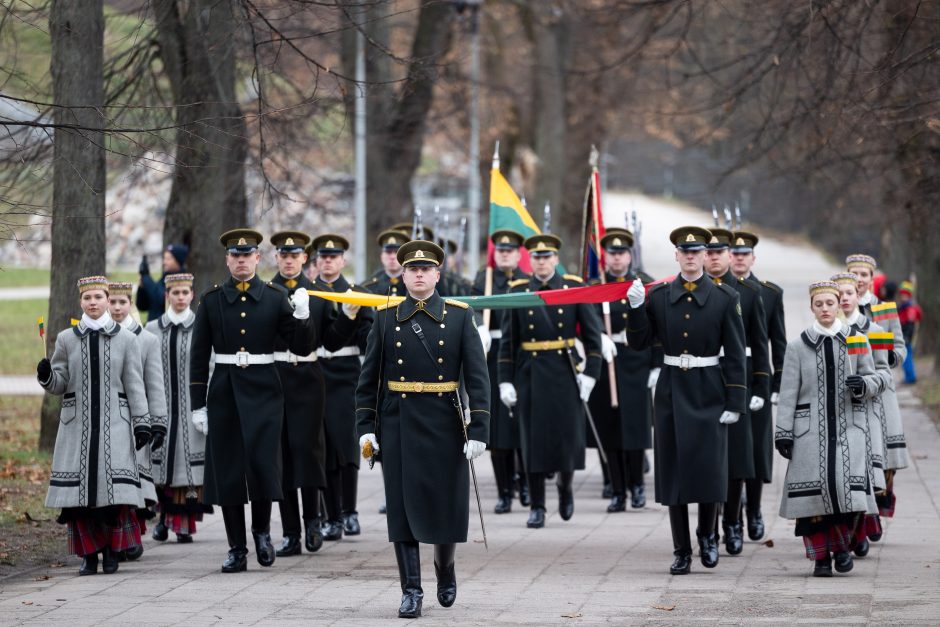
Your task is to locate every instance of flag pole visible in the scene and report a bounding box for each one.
[589,146,619,408]
[482,142,499,329]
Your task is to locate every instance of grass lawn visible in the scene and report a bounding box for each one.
[0,299,48,375]
[0,268,137,288]
[0,395,64,575]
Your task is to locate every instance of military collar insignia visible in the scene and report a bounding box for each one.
[670,274,713,305]
[397,292,444,322]
[224,274,264,303]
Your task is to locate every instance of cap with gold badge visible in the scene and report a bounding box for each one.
[669,226,712,251]
[270,230,311,254]
[491,229,524,250]
[730,231,759,253]
[397,240,445,267]
[524,233,562,257]
[600,227,634,252]
[220,228,263,254]
[311,234,349,255]
[705,227,733,250]
[391,223,434,242]
[377,229,409,251]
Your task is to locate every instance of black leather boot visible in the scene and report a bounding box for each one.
[394,541,423,618]
[630,484,646,509]
[252,530,276,567]
[152,512,169,542]
[176,533,193,544]
[101,546,119,574]
[557,471,574,521]
[434,543,457,608]
[833,550,854,573]
[305,519,324,553]
[697,503,719,568]
[125,543,144,560]
[526,508,546,528]
[744,478,765,540]
[494,492,513,514]
[668,505,692,575]
[276,535,302,557]
[722,520,744,555]
[322,519,344,541]
[527,473,546,528]
[221,505,248,573]
[222,548,248,573]
[516,471,531,507]
[607,494,626,513]
[343,512,361,536]
[341,465,360,535]
[813,555,833,577]
[853,537,870,557]
[79,552,98,576]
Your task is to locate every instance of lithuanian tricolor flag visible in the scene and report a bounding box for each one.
[846,335,869,355]
[867,331,894,351]
[489,166,540,273]
[871,302,898,322]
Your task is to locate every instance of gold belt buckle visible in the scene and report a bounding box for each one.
[414,382,424,393]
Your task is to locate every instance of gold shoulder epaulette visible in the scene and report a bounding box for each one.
[444,298,469,310]
[563,274,583,283]
[737,277,760,291]
[508,278,529,288]
[376,301,400,312]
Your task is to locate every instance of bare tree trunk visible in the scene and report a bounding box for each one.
[155,0,247,294]
[40,0,108,451]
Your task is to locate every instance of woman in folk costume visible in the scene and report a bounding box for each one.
[36,276,152,576]
[774,281,881,577]
[108,281,168,560]
[845,254,909,524]
[144,273,212,542]
[833,272,893,557]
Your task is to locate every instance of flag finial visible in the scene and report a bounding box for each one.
[589,144,599,170]
[492,140,500,171]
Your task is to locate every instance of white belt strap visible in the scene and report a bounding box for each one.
[718,347,753,357]
[610,330,628,345]
[274,350,318,363]
[488,329,503,340]
[663,354,720,369]
[215,351,276,367]
[316,346,360,359]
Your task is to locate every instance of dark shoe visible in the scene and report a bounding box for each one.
[176,533,193,544]
[152,520,169,542]
[519,481,531,507]
[276,535,301,557]
[853,538,870,558]
[746,509,765,541]
[868,517,882,542]
[494,494,512,514]
[833,551,854,573]
[125,544,144,561]
[379,502,387,515]
[670,552,692,575]
[630,484,646,509]
[252,530,276,567]
[79,552,98,576]
[321,519,344,541]
[602,482,613,499]
[434,544,457,608]
[305,522,324,553]
[526,508,546,529]
[394,542,423,619]
[558,483,574,521]
[343,512,361,536]
[697,532,719,568]
[813,556,833,577]
[399,592,423,618]
[221,548,248,573]
[607,495,626,513]
[101,546,119,574]
[722,521,744,555]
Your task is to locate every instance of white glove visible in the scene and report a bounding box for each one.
[192,407,209,435]
[577,374,596,402]
[463,439,486,460]
[601,334,618,363]
[291,288,310,320]
[359,433,380,455]
[749,396,765,412]
[719,411,740,424]
[627,278,646,308]
[477,325,492,354]
[499,382,517,408]
[341,302,361,320]
[647,367,661,390]
[771,392,779,405]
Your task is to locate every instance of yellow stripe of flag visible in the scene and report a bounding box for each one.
[490,169,541,234]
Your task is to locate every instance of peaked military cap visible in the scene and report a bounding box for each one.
[600,227,634,251]
[377,229,409,250]
[524,233,562,257]
[669,226,711,251]
[270,230,311,253]
[311,233,349,255]
[397,239,445,267]
[391,222,435,243]
[491,229,524,250]
[705,227,733,250]
[220,228,263,253]
[731,230,759,253]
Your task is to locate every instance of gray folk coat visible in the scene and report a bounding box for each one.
[41,319,150,509]
[775,326,881,520]
[125,318,167,504]
[146,313,207,487]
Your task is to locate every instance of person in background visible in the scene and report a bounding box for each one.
[898,281,922,384]
[138,243,189,322]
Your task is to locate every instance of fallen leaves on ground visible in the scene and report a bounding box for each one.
[33,574,50,581]
[762,539,775,547]
[652,604,676,611]
[560,612,582,618]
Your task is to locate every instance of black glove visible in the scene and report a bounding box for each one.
[887,351,898,368]
[134,430,151,451]
[775,439,793,460]
[150,431,165,452]
[139,255,150,276]
[37,358,51,383]
[845,374,866,397]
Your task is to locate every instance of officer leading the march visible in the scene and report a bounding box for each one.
[626,226,747,575]
[190,229,316,573]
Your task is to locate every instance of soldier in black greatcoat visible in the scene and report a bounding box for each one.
[472,230,530,514]
[704,228,771,555]
[587,228,660,513]
[497,234,604,530]
[356,240,490,619]
[267,231,360,556]
[626,226,747,575]
[730,231,786,541]
[362,229,410,298]
[311,234,374,540]
[190,229,316,573]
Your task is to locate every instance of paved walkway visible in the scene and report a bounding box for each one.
[2,194,938,624]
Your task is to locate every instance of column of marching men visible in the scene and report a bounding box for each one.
[34,219,912,615]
